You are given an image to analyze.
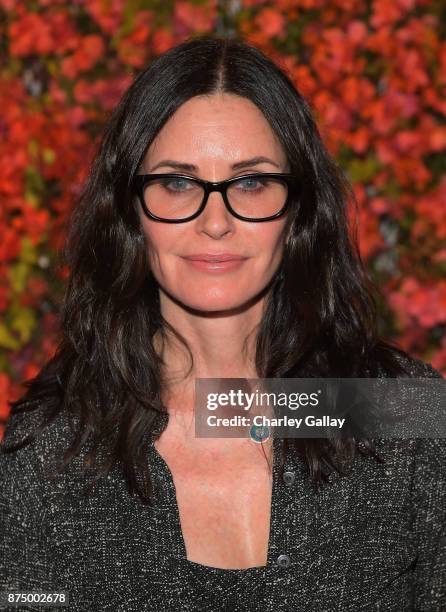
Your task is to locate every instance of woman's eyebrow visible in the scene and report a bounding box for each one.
[148,156,281,172]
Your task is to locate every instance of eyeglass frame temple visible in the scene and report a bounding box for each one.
[132,172,300,223]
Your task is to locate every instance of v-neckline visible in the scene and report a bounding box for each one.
[148,434,283,573]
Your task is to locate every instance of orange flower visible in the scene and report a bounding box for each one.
[254,8,286,38]
[371,0,415,28]
[0,372,13,422]
[9,9,79,56]
[61,35,106,79]
[9,12,54,56]
[174,1,217,34]
[85,0,125,35]
[0,227,21,261]
[116,10,153,68]
[151,29,176,55]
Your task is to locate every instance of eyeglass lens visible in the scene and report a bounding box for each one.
[142,175,288,220]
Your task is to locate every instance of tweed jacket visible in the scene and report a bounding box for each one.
[0,357,445,611]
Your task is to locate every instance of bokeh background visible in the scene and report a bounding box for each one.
[1,0,445,437]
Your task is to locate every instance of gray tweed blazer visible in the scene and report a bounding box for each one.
[0,357,445,611]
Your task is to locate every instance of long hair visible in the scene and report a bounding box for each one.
[2,35,416,503]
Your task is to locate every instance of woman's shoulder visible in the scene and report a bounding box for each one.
[380,349,444,379]
[2,397,74,451]
[0,399,86,493]
[397,353,445,459]
[0,402,57,520]
[339,352,445,492]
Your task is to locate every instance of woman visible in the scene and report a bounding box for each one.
[1,35,444,611]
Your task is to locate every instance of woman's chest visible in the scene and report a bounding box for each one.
[45,442,418,610]
[154,436,274,569]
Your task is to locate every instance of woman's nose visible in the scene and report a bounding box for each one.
[195,190,235,235]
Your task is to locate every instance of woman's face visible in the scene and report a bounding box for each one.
[138,93,290,313]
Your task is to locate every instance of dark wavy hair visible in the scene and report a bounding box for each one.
[2,35,416,503]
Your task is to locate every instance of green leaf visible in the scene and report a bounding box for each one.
[20,237,38,265]
[347,156,381,183]
[42,148,55,165]
[28,139,39,159]
[24,165,45,209]
[9,261,30,294]
[381,177,401,198]
[10,307,36,344]
[0,324,20,350]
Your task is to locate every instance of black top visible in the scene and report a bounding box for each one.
[0,357,445,611]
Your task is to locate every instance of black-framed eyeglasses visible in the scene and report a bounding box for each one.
[132,172,300,223]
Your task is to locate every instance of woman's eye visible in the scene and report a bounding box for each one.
[163,178,191,191]
[237,177,264,190]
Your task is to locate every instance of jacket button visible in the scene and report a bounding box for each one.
[276,554,291,568]
[283,471,295,486]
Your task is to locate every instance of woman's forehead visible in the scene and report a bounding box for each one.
[143,94,287,169]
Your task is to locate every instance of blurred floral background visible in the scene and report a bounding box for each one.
[1,0,445,437]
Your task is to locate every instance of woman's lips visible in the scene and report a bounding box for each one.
[180,257,248,273]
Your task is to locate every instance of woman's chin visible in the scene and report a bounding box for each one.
[159,280,267,314]
[185,299,251,315]
[177,292,260,315]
